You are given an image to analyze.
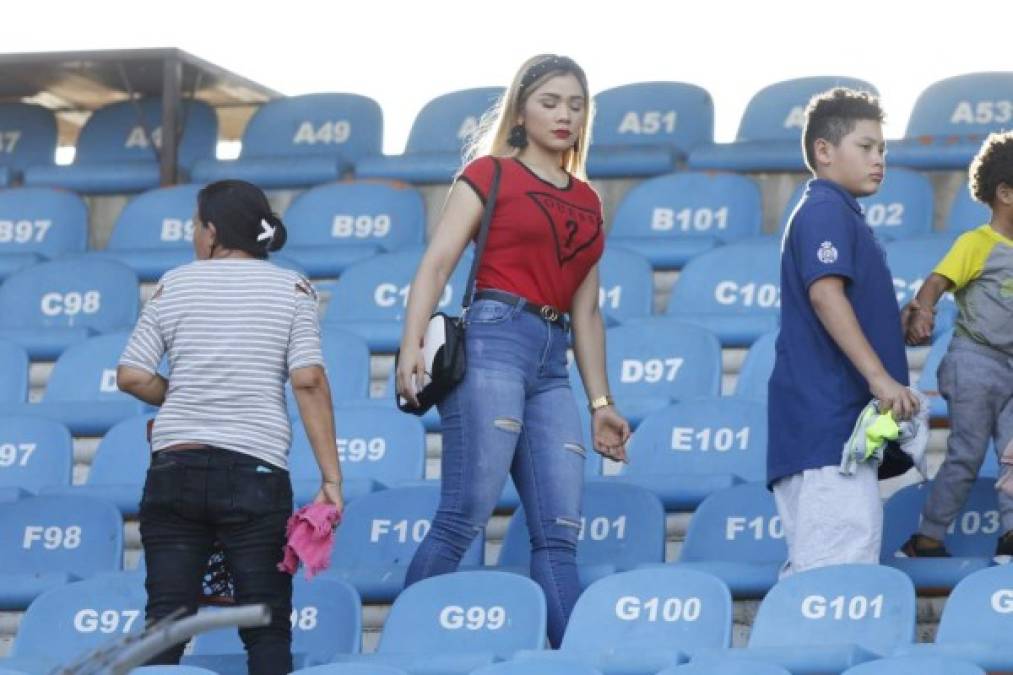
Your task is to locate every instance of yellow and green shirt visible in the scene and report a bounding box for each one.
[934,224,1013,353]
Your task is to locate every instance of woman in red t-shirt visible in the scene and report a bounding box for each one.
[396,54,630,646]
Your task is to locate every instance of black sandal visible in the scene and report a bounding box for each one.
[900,534,951,558]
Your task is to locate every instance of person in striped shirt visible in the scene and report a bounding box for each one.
[117,179,342,674]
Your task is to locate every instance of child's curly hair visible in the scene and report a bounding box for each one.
[969,131,1013,205]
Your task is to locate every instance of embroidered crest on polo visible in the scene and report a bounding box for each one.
[817,241,839,264]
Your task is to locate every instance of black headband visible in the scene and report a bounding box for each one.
[518,55,586,100]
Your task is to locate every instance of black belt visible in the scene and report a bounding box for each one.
[473,290,566,328]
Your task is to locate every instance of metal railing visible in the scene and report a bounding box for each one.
[52,604,271,674]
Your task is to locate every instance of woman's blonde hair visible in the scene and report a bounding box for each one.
[464,54,593,179]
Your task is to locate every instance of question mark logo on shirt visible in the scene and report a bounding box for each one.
[564,220,579,248]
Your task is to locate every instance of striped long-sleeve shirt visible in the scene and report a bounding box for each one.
[119,259,324,469]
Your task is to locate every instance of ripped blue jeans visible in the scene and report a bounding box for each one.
[405,295,586,647]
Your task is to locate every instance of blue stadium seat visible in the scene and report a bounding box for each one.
[5,332,149,436]
[282,182,426,277]
[0,103,57,183]
[656,662,790,675]
[842,656,985,675]
[570,320,722,426]
[0,495,123,609]
[596,247,653,324]
[98,184,202,281]
[608,172,763,270]
[185,577,361,669]
[881,478,997,591]
[318,484,484,602]
[615,398,767,509]
[513,567,732,675]
[918,328,953,421]
[0,257,139,360]
[355,88,504,184]
[286,327,371,416]
[692,565,916,673]
[498,481,666,589]
[674,483,785,598]
[945,180,992,236]
[192,93,382,188]
[292,666,408,675]
[41,414,153,515]
[893,565,1013,671]
[0,416,72,503]
[474,663,602,675]
[884,237,957,339]
[586,82,714,178]
[885,73,1013,170]
[2,572,145,671]
[0,338,28,402]
[330,570,546,674]
[780,169,934,241]
[663,241,780,347]
[688,77,879,171]
[0,187,88,282]
[734,331,776,400]
[323,248,470,352]
[24,99,217,194]
[289,402,426,506]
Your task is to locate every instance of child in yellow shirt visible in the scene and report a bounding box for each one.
[902,131,1013,560]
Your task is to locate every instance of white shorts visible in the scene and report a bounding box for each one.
[773,463,882,578]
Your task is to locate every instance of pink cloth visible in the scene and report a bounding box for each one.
[277,503,341,579]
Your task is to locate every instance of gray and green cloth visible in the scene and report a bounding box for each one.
[840,388,930,478]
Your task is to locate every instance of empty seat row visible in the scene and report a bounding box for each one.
[0,312,949,447]
[0,166,989,292]
[0,573,360,671]
[0,392,764,512]
[5,563,1013,674]
[0,180,426,283]
[3,468,1003,619]
[777,169,990,241]
[0,182,973,358]
[0,72,1007,195]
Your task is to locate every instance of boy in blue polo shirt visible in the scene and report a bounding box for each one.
[769,88,920,576]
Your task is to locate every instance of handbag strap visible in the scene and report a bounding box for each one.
[461,157,502,310]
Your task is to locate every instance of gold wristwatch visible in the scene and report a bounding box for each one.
[588,394,614,413]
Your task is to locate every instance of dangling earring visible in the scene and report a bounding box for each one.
[508,124,528,148]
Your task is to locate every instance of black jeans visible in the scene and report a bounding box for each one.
[139,447,293,674]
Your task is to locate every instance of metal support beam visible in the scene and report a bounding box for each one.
[160,54,182,186]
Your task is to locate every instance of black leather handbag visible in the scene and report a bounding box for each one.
[396,158,502,415]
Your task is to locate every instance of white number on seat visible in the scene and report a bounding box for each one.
[293,121,351,145]
[22,525,82,549]
[801,594,884,620]
[74,609,140,633]
[337,438,386,462]
[0,219,51,243]
[0,443,36,467]
[578,515,627,541]
[725,515,784,540]
[615,596,702,622]
[370,518,430,543]
[439,605,506,630]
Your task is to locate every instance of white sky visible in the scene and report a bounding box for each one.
[9,0,1011,154]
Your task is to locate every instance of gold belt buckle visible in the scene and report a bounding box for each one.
[540,305,560,322]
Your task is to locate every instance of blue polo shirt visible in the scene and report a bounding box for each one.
[767,178,908,486]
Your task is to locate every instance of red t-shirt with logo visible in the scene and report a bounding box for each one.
[458,156,604,312]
